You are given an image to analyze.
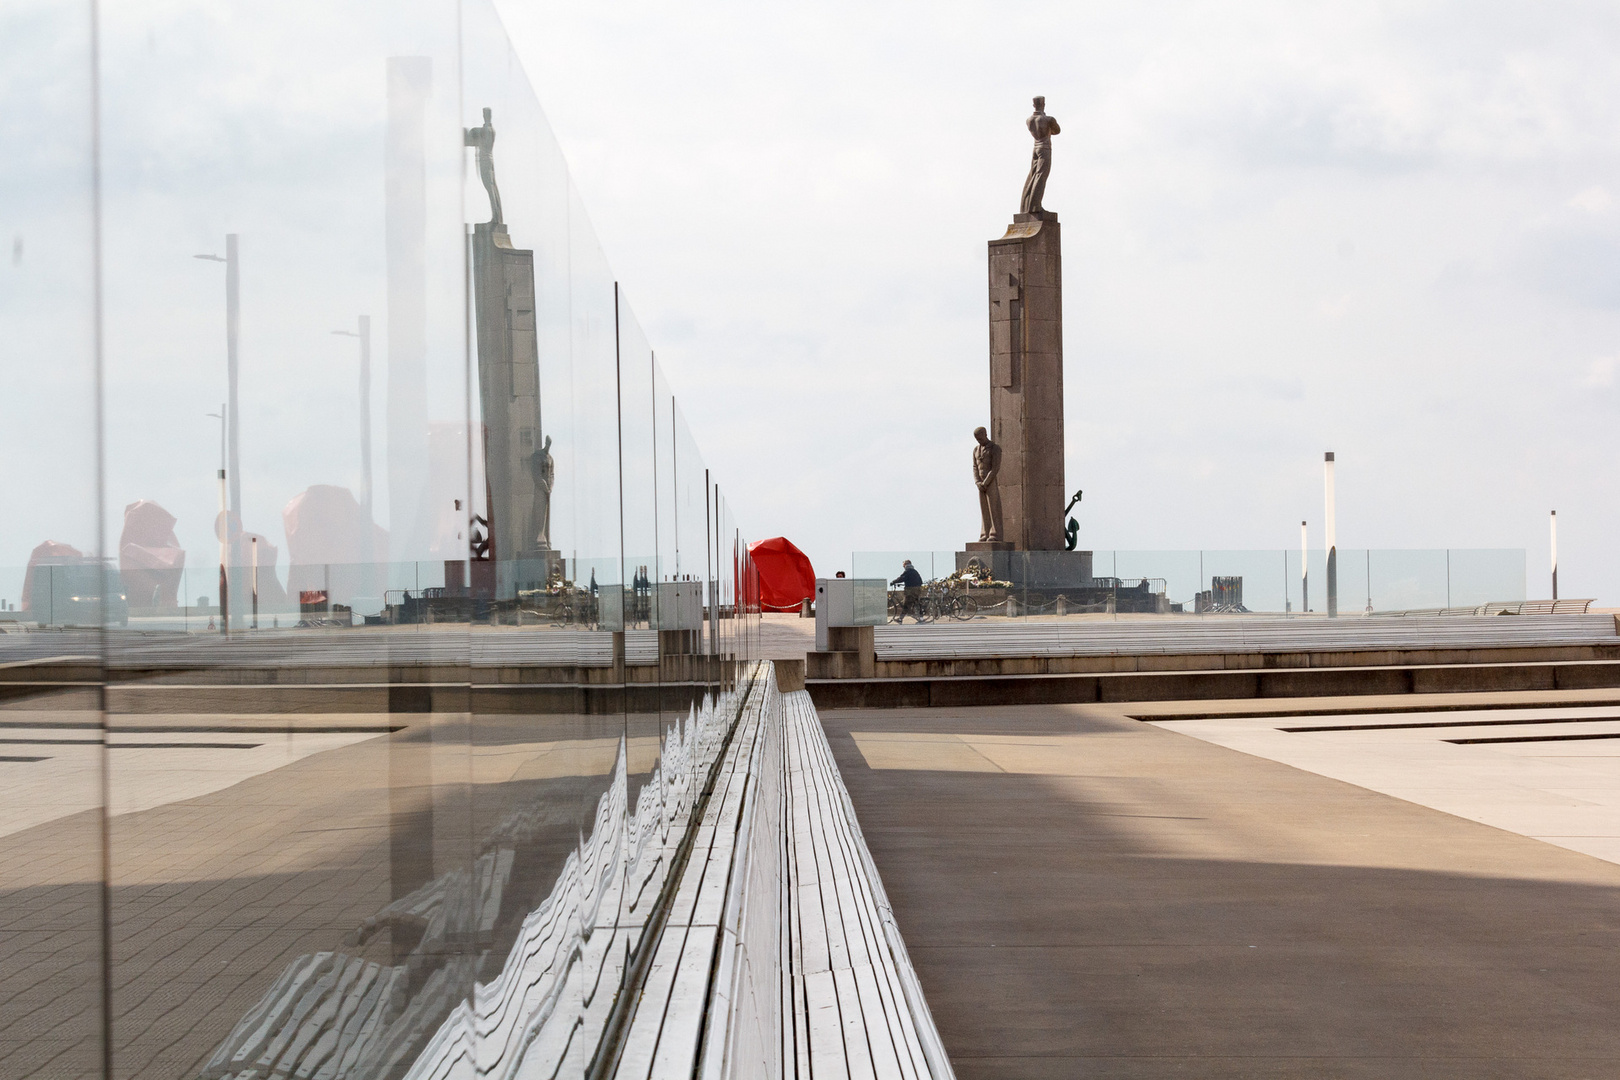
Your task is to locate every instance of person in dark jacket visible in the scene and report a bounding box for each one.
[890,560,923,623]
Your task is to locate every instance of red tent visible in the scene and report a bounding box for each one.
[747,536,816,612]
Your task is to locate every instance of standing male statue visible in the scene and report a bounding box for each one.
[1019,95,1060,216]
[530,434,554,549]
[464,107,503,225]
[973,427,1003,542]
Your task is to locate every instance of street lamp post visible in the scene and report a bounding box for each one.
[1324,452,1337,618]
[1300,520,1308,614]
[216,467,229,637]
[1551,510,1558,601]
[196,237,241,628]
[206,407,229,636]
[251,536,259,630]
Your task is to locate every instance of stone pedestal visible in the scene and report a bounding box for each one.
[957,548,1092,588]
[987,213,1064,551]
[470,223,548,597]
[504,548,563,598]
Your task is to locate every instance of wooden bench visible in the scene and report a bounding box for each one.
[199,662,951,1079]
[781,687,952,1079]
[615,662,953,1079]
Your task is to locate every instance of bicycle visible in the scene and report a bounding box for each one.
[889,581,974,624]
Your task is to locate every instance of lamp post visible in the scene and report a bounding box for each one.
[196,238,241,629]
[206,407,229,636]
[194,239,241,523]
[251,536,259,630]
[1550,510,1558,601]
[1300,520,1308,614]
[330,316,374,524]
[1324,452,1337,618]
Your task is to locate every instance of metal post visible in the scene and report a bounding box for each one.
[217,467,229,637]
[1324,452,1337,617]
[225,234,241,527]
[1300,520,1308,614]
[359,315,372,524]
[1550,510,1558,601]
[251,536,259,630]
[195,240,241,628]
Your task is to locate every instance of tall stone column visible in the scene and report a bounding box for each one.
[470,223,548,597]
[987,213,1064,551]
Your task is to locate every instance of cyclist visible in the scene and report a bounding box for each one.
[890,560,923,623]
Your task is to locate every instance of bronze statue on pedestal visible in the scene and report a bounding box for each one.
[974,427,1003,542]
[1019,96,1060,217]
[464,107,503,225]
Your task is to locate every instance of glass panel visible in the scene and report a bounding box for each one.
[95,5,476,1079]
[0,2,104,1076]
[7,5,755,1076]
[851,548,1531,618]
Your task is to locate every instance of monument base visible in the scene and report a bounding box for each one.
[505,549,565,596]
[957,548,1094,588]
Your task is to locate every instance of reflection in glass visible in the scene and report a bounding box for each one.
[2,1,758,1076]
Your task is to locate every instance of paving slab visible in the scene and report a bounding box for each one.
[821,697,1620,1078]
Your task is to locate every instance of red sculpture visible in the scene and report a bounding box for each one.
[746,537,817,613]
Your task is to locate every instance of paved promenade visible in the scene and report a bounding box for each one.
[0,700,636,1079]
[821,691,1620,1078]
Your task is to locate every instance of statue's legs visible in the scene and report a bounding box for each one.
[980,486,1003,541]
[480,162,504,225]
[1019,146,1051,215]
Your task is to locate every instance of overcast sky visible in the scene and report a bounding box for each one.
[497,0,1620,603]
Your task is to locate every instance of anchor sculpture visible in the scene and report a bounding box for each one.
[1062,489,1083,551]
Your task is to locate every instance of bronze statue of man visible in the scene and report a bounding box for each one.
[1019,95,1060,216]
[464,107,503,225]
[530,434,554,549]
[973,427,1003,542]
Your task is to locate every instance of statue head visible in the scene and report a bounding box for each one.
[542,434,552,452]
[482,107,492,123]
[974,426,990,445]
[1033,95,1045,112]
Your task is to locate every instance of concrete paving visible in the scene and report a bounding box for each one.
[1148,704,1620,867]
[760,611,817,661]
[0,703,632,1080]
[821,694,1620,1078]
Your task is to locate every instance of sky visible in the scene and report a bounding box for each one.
[497,0,1620,603]
[5,0,1619,611]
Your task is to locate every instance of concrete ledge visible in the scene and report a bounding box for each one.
[776,658,806,692]
[865,641,1620,679]
[96,678,722,716]
[809,657,1620,709]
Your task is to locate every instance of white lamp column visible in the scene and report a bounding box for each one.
[1299,520,1308,614]
[1550,510,1558,601]
[1324,452,1337,618]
